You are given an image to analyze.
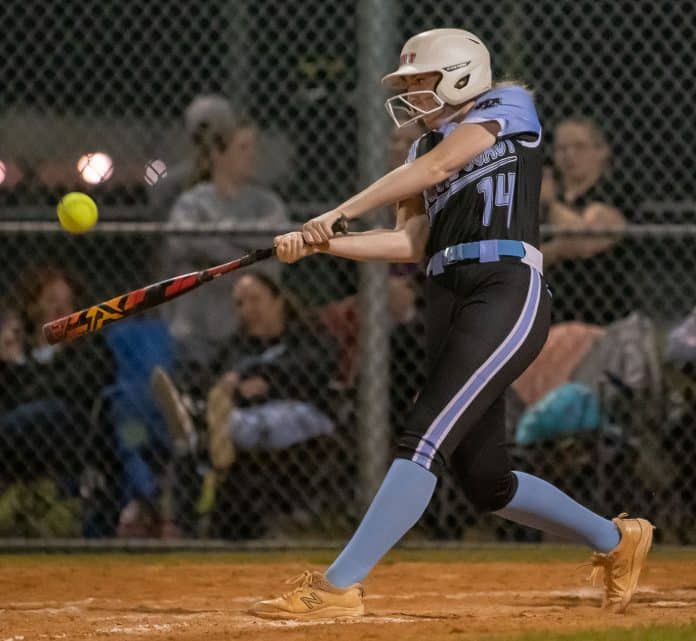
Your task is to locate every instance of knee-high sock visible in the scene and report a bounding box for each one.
[325,458,437,588]
[494,471,620,552]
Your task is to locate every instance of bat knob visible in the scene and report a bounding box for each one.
[331,214,349,235]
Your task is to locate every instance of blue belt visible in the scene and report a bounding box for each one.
[426,239,543,276]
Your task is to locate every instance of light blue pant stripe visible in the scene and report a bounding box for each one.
[413,267,541,468]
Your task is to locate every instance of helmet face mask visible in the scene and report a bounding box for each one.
[385,90,445,128]
[382,28,492,127]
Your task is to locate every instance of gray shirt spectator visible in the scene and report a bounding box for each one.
[164,182,288,359]
[160,96,290,361]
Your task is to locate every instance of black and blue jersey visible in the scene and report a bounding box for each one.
[407,84,543,257]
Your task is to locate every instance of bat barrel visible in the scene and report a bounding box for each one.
[41,247,278,344]
[41,223,345,345]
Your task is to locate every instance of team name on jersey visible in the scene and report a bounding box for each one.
[461,139,516,174]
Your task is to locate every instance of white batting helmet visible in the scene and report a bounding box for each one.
[382,29,492,127]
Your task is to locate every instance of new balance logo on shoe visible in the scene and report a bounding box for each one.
[300,592,323,609]
[249,570,364,620]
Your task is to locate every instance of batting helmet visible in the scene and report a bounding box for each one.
[382,29,492,127]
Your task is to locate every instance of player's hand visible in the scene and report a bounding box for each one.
[302,210,344,245]
[274,232,321,264]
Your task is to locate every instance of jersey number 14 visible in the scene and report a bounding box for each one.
[476,172,516,228]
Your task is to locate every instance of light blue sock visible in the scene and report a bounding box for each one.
[325,458,437,588]
[494,471,620,552]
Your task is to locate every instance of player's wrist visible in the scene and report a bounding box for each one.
[307,240,329,255]
[335,207,357,222]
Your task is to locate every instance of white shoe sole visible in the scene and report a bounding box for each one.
[249,604,365,620]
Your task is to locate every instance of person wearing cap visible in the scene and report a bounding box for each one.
[149,95,241,218]
[160,95,289,363]
[250,28,653,620]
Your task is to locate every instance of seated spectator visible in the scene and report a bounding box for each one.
[0,268,115,533]
[153,271,338,536]
[541,118,633,325]
[204,271,337,466]
[0,303,25,369]
[161,95,290,364]
[541,117,627,265]
[508,313,663,523]
[512,322,606,409]
[103,317,178,539]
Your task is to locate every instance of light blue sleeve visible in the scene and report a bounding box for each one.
[462,85,542,143]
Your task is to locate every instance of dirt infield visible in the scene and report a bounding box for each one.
[1,549,695,640]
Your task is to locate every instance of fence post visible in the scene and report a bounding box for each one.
[222,1,250,111]
[356,0,397,508]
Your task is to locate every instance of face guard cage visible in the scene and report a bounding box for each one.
[384,90,445,128]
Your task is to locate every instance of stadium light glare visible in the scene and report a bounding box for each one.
[77,152,114,184]
[144,159,168,186]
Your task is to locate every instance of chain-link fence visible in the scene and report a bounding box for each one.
[1,0,695,543]
[1,225,694,543]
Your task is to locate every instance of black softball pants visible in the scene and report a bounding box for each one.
[396,260,551,512]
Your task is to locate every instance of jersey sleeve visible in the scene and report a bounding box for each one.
[406,130,445,163]
[462,85,542,143]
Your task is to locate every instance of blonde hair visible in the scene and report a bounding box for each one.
[493,79,533,94]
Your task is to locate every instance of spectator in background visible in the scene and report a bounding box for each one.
[205,272,336,465]
[153,271,337,536]
[541,118,632,324]
[0,304,25,369]
[161,95,289,364]
[0,268,115,487]
[541,117,627,265]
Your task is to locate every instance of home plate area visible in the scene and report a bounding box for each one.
[1,551,695,640]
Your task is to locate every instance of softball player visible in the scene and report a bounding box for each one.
[251,28,653,620]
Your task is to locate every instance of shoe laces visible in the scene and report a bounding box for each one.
[587,513,638,604]
[587,551,628,603]
[281,570,316,599]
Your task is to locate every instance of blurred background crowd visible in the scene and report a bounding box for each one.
[1,0,695,544]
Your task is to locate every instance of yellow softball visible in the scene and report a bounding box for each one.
[57,192,99,234]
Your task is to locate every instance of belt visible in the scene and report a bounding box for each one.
[426,239,544,276]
